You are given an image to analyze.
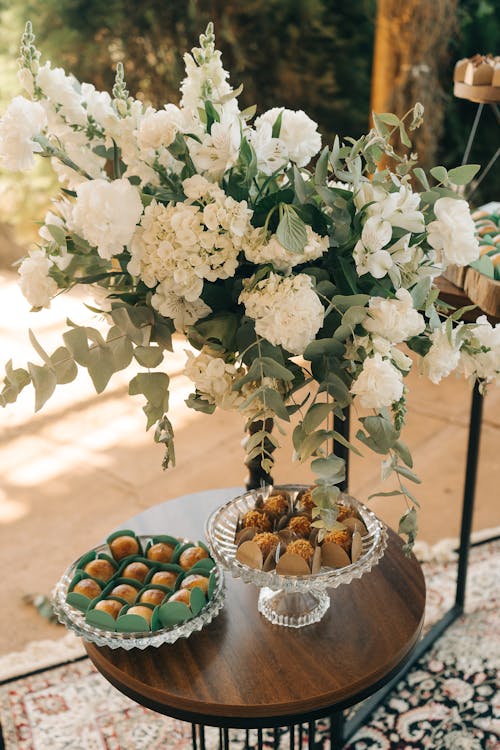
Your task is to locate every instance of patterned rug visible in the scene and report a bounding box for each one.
[0,540,498,750]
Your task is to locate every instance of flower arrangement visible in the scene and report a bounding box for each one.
[1,23,499,551]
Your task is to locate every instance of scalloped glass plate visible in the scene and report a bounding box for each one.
[51,538,225,650]
[205,485,388,627]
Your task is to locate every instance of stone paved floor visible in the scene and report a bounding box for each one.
[1,269,499,655]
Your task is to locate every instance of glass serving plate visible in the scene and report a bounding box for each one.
[51,537,225,650]
[205,485,388,628]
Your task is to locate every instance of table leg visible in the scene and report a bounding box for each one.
[329,712,345,748]
[288,724,295,750]
[455,381,483,611]
[307,721,315,749]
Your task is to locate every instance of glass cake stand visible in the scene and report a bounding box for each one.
[51,539,226,650]
[205,485,388,628]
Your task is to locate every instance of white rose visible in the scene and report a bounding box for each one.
[73,178,143,259]
[0,96,47,171]
[239,272,324,355]
[137,106,180,150]
[427,198,479,267]
[364,288,425,343]
[350,353,404,409]
[422,323,462,384]
[18,250,58,308]
[256,108,321,167]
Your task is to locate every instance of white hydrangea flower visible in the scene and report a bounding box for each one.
[239,272,324,355]
[129,189,254,298]
[459,316,500,384]
[18,249,58,309]
[151,284,211,332]
[36,63,87,126]
[255,108,321,167]
[73,178,143,259]
[422,323,462,384]
[350,353,404,409]
[137,105,181,150]
[0,96,47,171]
[427,198,479,267]
[244,226,329,273]
[184,348,244,410]
[364,289,425,343]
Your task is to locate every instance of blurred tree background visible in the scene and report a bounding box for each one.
[0,0,498,264]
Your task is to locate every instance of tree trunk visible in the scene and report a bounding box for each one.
[371,0,459,169]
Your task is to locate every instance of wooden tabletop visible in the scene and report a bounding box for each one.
[85,488,426,728]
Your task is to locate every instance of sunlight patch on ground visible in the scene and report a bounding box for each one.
[0,491,27,524]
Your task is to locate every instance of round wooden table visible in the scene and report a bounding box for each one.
[85,487,426,738]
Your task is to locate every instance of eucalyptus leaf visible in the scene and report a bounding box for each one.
[50,347,78,384]
[261,387,290,421]
[297,428,332,461]
[393,464,422,484]
[311,455,345,483]
[28,330,51,365]
[28,362,57,411]
[134,346,164,368]
[185,394,216,414]
[393,439,413,468]
[0,361,31,405]
[330,294,370,312]
[62,328,90,366]
[303,338,345,360]
[430,166,448,184]
[106,327,134,370]
[413,168,429,190]
[259,356,294,381]
[129,372,170,409]
[447,164,480,186]
[360,415,399,452]
[86,344,116,393]
[303,402,336,433]
[314,146,329,185]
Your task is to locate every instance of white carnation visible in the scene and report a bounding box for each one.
[73,178,143,259]
[364,289,425,343]
[427,198,479,267]
[350,353,404,409]
[137,106,181,150]
[18,250,57,309]
[0,96,47,171]
[459,316,500,384]
[239,272,324,355]
[255,108,321,167]
[422,323,462,384]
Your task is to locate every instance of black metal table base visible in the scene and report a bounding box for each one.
[190,716,346,750]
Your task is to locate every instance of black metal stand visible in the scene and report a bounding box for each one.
[340,382,485,742]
